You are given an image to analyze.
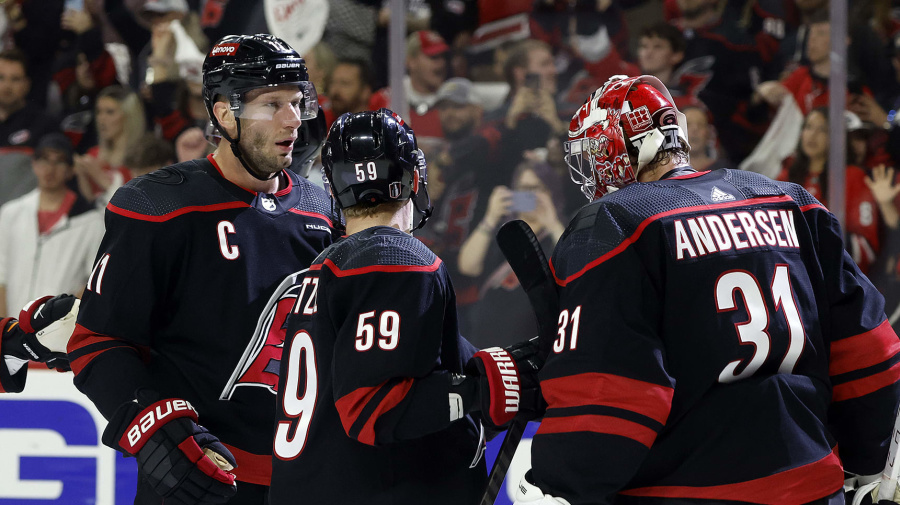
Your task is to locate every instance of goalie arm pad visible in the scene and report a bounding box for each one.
[102,391,237,505]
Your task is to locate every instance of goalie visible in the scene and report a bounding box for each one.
[513,75,900,505]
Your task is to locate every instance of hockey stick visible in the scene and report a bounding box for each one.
[877,405,900,501]
[480,220,558,505]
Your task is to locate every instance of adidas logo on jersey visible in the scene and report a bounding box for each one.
[711,186,735,202]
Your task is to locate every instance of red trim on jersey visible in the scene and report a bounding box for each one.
[322,257,442,277]
[542,373,673,424]
[107,201,251,222]
[537,414,659,448]
[358,379,414,446]
[552,195,797,286]
[833,360,900,402]
[667,170,710,180]
[335,378,414,446]
[619,448,844,504]
[221,444,271,485]
[0,146,34,155]
[799,203,828,212]
[830,320,900,376]
[67,324,146,374]
[287,208,333,227]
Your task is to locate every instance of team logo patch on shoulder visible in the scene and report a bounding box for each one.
[261,197,277,211]
[711,186,735,202]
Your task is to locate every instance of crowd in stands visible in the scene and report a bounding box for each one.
[0,0,899,343]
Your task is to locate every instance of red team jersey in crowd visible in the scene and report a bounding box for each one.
[67,154,336,496]
[532,168,900,504]
[777,164,882,273]
[270,226,486,505]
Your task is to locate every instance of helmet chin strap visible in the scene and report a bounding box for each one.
[215,116,280,182]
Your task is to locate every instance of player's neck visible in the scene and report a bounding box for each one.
[213,148,282,194]
[345,202,414,236]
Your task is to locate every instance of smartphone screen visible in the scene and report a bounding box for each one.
[510,191,537,213]
[524,73,541,91]
[64,0,84,11]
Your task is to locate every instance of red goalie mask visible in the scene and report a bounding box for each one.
[564,75,689,201]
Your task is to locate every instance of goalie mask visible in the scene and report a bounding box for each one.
[564,75,689,201]
[322,108,433,230]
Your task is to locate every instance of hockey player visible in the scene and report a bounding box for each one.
[513,75,900,505]
[66,34,336,505]
[269,109,540,505]
[1,294,78,392]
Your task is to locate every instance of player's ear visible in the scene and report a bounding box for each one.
[213,101,237,137]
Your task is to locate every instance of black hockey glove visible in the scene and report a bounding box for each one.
[504,336,546,421]
[102,390,237,505]
[450,337,544,430]
[2,294,79,371]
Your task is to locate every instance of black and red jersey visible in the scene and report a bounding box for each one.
[270,226,487,505]
[67,154,336,497]
[531,168,900,504]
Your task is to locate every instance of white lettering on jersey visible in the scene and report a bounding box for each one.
[673,208,800,260]
[485,348,520,412]
[217,221,240,260]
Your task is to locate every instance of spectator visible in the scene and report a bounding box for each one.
[95,133,177,205]
[487,39,559,126]
[637,22,687,95]
[73,85,146,202]
[369,30,450,136]
[461,159,566,348]
[53,2,119,150]
[303,41,336,95]
[417,77,500,333]
[0,49,60,207]
[758,11,874,116]
[325,58,373,124]
[682,100,732,171]
[0,133,104,315]
[777,107,886,272]
[670,0,769,162]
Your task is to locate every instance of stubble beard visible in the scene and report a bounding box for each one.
[240,127,291,178]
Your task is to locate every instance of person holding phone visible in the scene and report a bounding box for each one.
[458,159,567,348]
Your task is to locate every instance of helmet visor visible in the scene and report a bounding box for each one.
[231,81,319,121]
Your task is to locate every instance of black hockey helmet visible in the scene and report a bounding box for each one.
[322,108,433,229]
[202,33,318,125]
[202,34,318,180]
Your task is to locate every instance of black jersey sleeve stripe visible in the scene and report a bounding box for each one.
[537,414,660,448]
[106,201,251,222]
[335,377,414,446]
[829,319,900,376]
